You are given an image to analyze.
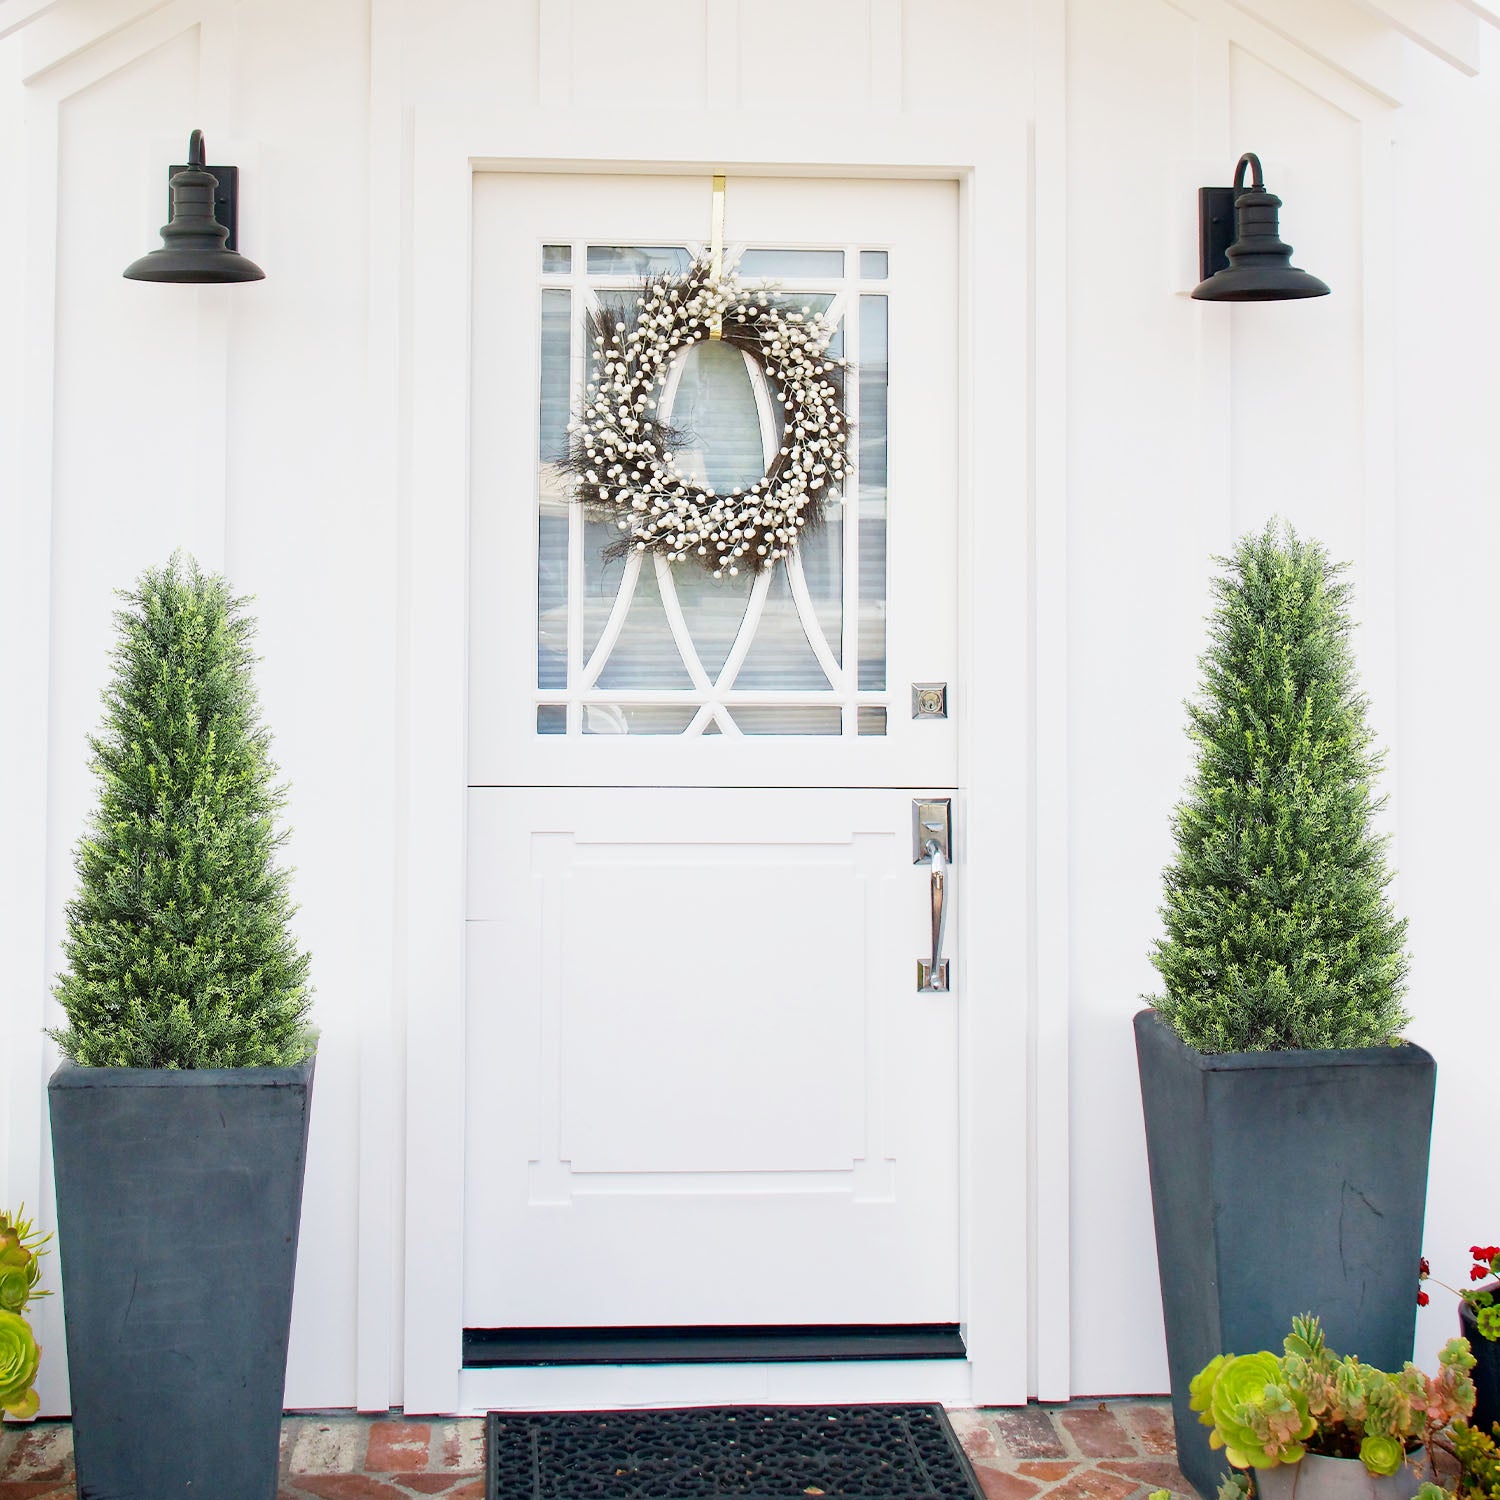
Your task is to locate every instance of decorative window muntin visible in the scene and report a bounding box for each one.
[534,243,891,737]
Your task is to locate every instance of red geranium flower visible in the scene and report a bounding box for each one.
[1420,1257,1431,1278]
[1417,1291,1430,1307]
[1471,1265,1490,1282]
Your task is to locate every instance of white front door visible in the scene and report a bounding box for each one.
[464,172,961,1373]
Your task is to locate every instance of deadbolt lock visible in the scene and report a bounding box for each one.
[912,683,948,719]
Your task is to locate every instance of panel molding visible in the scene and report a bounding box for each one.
[1349,0,1481,72]
[1215,0,1405,105]
[21,0,175,85]
[0,0,63,43]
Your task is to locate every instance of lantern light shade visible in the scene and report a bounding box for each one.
[1192,152,1329,302]
[124,130,264,284]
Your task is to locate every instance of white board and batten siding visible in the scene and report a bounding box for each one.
[2,0,1498,1417]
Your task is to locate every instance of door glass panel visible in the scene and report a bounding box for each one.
[537,290,572,689]
[539,290,571,463]
[860,250,888,279]
[737,248,844,278]
[671,568,753,682]
[670,342,767,495]
[537,506,568,689]
[732,706,844,735]
[532,241,888,737]
[586,245,692,275]
[734,564,833,691]
[858,295,888,692]
[593,564,694,690]
[582,704,700,735]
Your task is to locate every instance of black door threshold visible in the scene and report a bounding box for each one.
[463,1323,966,1368]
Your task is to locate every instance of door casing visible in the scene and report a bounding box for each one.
[400,104,1035,1415]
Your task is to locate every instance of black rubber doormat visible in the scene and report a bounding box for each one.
[486,1404,987,1500]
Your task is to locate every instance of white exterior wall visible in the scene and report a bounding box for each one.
[2,0,1497,1415]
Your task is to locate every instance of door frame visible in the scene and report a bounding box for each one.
[400,103,1038,1414]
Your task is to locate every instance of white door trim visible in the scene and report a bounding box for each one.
[400,103,1034,1415]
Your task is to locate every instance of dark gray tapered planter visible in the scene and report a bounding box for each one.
[48,1056,315,1500]
[1134,1010,1434,1500]
[1461,1293,1500,1436]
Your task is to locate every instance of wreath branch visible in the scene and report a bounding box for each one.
[561,257,850,575]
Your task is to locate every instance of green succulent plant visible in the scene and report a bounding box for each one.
[1358,1434,1406,1477]
[0,1207,50,1420]
[1192,1315,1476,1479]
[0,1208,49,1316]
[1192,1349,1314,1468]
[0,1308,41,1420]
[1448,1419,1500,1500]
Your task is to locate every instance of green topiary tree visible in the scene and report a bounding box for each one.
[1149,520,1409,1053]
[51,554,313,1069]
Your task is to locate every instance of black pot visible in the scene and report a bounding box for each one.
[1461,1291,1500,1436]
[49,1056,315,1500]
[1134,1010,1435,1500]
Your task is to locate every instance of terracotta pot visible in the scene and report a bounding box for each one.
[1256,1451,1428,1500]
[1461,1288,1500,1436]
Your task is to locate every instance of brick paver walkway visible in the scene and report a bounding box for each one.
[0,1400,1192,1500]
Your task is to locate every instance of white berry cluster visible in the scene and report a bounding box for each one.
[565,257,848,576]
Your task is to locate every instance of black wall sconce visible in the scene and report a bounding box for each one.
[1192,152,1329,302]
[124,129,264,284]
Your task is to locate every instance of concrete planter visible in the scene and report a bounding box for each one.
[1134,1010,1435,1500]
[1257,1452,1429,1500]
[48,1056,315,1500]
[1461,1292,1500,1436]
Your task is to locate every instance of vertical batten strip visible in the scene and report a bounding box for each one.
[355,0,408,1415]
[1027,0,1072,1407]
[1192,14,1236,562]
[189,2,235,573]
[1356,117,1401,888]
[401,113,471,1418]
[6,84,61,1417]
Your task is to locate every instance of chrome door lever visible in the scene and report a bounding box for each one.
[913,799,952,993]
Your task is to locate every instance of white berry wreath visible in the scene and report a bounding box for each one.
[563,256,849,576]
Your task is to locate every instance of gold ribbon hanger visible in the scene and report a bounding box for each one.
[708,173,726,339]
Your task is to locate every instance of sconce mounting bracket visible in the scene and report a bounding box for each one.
[167,161,240,251]
[1197,185,1237,283]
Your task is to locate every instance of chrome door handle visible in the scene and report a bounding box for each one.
[913,799,952,994]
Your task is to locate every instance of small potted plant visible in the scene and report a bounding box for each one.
[47,554,315,1500]
[1136,521,1436,1498]
[1421,1248,1500,1435]
[0,1207,49,1421]
[1191,1315,1475,1500]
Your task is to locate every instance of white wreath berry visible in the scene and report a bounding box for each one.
[564,256,849,576]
